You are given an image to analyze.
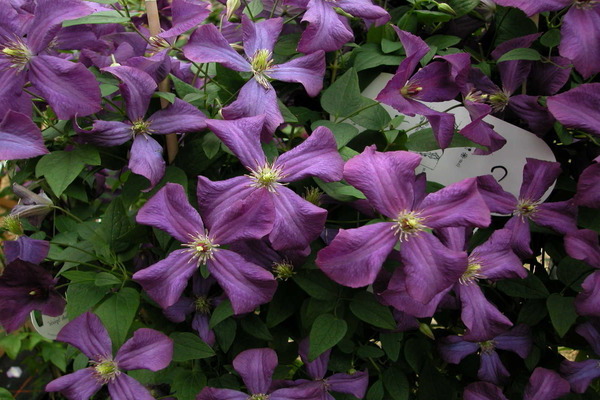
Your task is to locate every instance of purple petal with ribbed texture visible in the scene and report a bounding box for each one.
[464,382,507,400]
[337,0,389,20]
[459,284,513,342]
[297,0,353,53]
[491,0,570,16]
[435,226,469,252]
[560,359,600,394]
[147,98,207,134]
[124,50,172,84]
[276,126,343,183]
[45,368,103,400]
[242,15,283,58]
[159,0,209,38]
[29,55,101,120]
[129,134,165,189]
[401,233,468,303]
[196,387,248,400]
[476,175,516,215]
[528,56,572,96]
[317,222,397,287]
[57,312,112,360]
[438,53,471,92]
[327,371,369,398]
[115,328,173,371]
[192,313,216,346]
[209,189,275,245]
[206,115,266,169]
[270,51,325,97]
[393,28,430,80]
[420,177,490,229]
[575,161,600,207]
[547,83,600,137]
[505,216,532,257]
[80,120,133,147]
[524,367,570,400]
[492,33,540,94]
[27,0,93,54]
[576,321,600,356]
[103,66,156,121]
[221,79,283,140]
[208,250,276,315]
[494,324,531,358]
[197,176,256,228]
[0,110,47,160]
[508,95,554,134]
[137,182,204,243]
[438,336,479,364]
[460,102,506,154]
[4,237,49,264]
[472,229,526,280]
[565,229,600,268]
[409,62,460,102]
[270,385,323,400]
[233,348,277,394]
[575,271,600,316]
[183,24,251,72]
[132,249,197,309]
[519,158,561,201]
[298,338,329,379]
[268,186,326,251]
[478,350,509,385]
[164,296,194,323]
[343,146,421,219]
[108,373,154,400]
[533,199,578,233]
[0,67,30,119]
[559,5,600,79]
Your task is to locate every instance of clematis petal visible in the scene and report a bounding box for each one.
[45,368,103,400]
[491,33,540,94]
[409,62,460,102]
[206,115,266,169]
[4,237,49,264]
[576,321,600,356]
[269,51,326,97]
[472,229,526,280]
[270,385,323,400]
[508,95,555,134]
[478,350,509,385]
[196,387,248,400]
[183,24,251,72]
[337,0,389,20]
[532,201,578,235]
[80,120,133,147]
[528,56,572,96]
[0,110,48,160]
[132,249,198,309]
[458,284,513,342]
[565,229,600,268]
[476,175,516,215]
[29,55,101,120]
[124,50,171,84]
[524,367,570,400]
[208,250,277,315]
[115,328,173,371]
[328,371,369,398]
[275,126,343,183]
[242,15,283,58]
[233,348,277,394]
[221,79,283,140]
[463,382,508,400]
[103,66,156,121]
[560,359,600,394]
[192,313,216,346]
[393,28,430,80]
[505,216,532,257]
[547,83,600,137]
[147,98,207,134]
[493,324,531,358]
[575,271,600,317]
[297,0,353,53]
[438,336,479,364]
[575,160,600,207]
[197,176,256,228]
[317,222,397,288]
[491,0,570,16]
[108,373,154,400]
[158,0,210,39]
[129,134,166,189]
[559,5,600,79]
[163,296,194,323]
[343,146,421,219]
[298,338,329,379]
[57,312,112,360]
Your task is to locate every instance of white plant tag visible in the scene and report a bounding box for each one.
[360,73,556,201]
[30,311,69,340]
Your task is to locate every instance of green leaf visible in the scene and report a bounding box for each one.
[383,366,409,400]
[209,300,234,328]
[425,35,461,51]
[240,315,273,341]
[351,103,392,131]
[357,345,385,358]
[99,197,133,247]
[308,314,347,361]
[42,342,67,371]
[63,11,129,27]
[294,270,339,301]
[367,380,384,400]
[353,43,402,71]
[0,388,14,400]
[413,10,453,23]
[381,38,403,53]
[214,318,236,353]
[36,145,100,196]
[497,48,541,63]
[547,294,578,337]
[94,272,121,287]
[266,289,299,328]
[311,121,360,149]
[446,0,479,16]
[541,29,561,48]
[321,68,367,119]
[154,91,176,104]
[406,128,486,152]
[169,368,206,400]
[65,283,108,319]
[350,292,396,329]
[202,132,222,159]
[404,337,430,373]
[171,74,203,99]
[493,7,538,46]
[314,178,366,202]
[557,257,594,290]
[0,334,22,359]
[380,332,403,362]
[62,270,97,283]
[497,273,550,299]
[243,0,263,18]
[517,300,548,326]
[95,287,140,347]
[170,332,216,362]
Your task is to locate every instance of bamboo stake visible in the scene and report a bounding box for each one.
[145,0,179,163]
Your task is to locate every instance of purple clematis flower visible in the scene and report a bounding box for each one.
[0,110,48,160]
[0,258,65,333]
[438,324,532,385]
[284,0,389,53]
[492,0,600,78]
[196,347,321,400]
[565,229,600,316]
[547,83,600,138]
[198,116,344,251]
[79,65,207,188]
[574,156,600,208]
[0,0,101,119]
[46,312,173,400]
[477,158,578,257]
[4,236,50,264]
[317,146,491,304]
[133,182,278,314]
[183,16,325,139]
[560,320,600,393]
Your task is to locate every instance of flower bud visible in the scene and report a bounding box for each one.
[437,2,456,15]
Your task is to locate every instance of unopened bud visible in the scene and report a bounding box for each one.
[437,2,456,15]
[226,0,241,21]
[419,323,435,340]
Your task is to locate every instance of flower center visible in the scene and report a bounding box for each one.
[478,340,496,354]
[131,119,152,136]
[247,163,286,192]
[194,296,212,314]
[2,215,24,236]
[183,232,220,265]
[250,49,274,89]
[392,211,426,241]
[515,199,539,218]
[574,0,597,9]
[249,394,270,400]
[92,358,121,383]
[400,83,422,98]
[487,91,510,112]
[465,89,488,103]
[273,261,295,280]
[460,258,484,285]
[2,39,32,71]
